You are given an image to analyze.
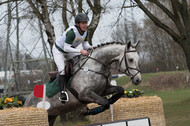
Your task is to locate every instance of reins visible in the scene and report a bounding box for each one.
[74,49,111,81]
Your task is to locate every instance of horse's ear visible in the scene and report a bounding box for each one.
[127,41,131,49]
[135,40,140,48]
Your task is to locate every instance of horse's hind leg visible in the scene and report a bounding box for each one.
[48,115,57,126]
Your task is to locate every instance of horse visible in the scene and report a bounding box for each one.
[23,41,141,126]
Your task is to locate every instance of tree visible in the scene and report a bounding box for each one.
[142,19,187,71]
[26,0,55,50]
[61,0,103,45]
[133,0,190,72]
[0,37,5,70]
[111,22,130,44]
[26,0,109,48]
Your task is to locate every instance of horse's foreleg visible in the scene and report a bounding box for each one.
[80,104,110,116]
[48,115,58,126]
[103,86,124,104]
[78,88,109,106]
[79,87,124,116]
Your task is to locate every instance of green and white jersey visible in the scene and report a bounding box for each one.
[55,25,90,53]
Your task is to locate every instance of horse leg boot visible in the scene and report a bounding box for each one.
[80,104,110,116]
[108,86,124,104]
[58,75,69,102]
[102,86,124,104]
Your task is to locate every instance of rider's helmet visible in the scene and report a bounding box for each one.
[75,13,89,24]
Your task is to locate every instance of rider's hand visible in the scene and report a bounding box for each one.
[90,46,94,50]
[80,49,89,56]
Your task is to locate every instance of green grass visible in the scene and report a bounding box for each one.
[145,88,190,126]
[114,76,131,86]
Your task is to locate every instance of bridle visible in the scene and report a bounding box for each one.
[119,45,141,80]
[74,45,140,81]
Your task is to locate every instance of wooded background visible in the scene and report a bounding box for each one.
[0,0,189,92]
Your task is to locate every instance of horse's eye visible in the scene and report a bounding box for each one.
[128,58,133,62]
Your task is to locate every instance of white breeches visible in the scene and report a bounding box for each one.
[52,45,79,75]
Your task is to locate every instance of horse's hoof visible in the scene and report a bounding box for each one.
[80,107,89,116]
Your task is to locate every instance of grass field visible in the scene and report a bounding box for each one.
[151,88,190,126]
[115,71,190,126]
[55,71,190,126]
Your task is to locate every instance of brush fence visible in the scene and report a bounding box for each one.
[0,107,48,126]
[88,96,165,126]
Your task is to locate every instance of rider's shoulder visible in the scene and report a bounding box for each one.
[65,26,77,35]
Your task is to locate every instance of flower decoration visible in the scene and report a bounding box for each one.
[124,89,143,98]
[0,96,22,109]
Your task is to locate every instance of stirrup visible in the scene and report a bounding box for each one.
[59,91,69,102]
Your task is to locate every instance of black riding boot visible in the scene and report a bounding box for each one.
[58,75,69,102]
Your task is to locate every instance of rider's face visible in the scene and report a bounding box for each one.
[78,21,88,31]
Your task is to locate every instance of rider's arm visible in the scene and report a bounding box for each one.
[64,43,81,53]
[64,43,89,55]
[82,31,92,50]
[82,41,91,50]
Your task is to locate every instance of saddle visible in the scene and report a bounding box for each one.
[48,59,74,83]
[46,57,84,102]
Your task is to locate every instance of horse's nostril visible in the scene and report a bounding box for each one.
[137,79,141,83]
[136,79,141,84]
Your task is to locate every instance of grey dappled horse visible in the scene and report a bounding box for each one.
[24,41,141,126]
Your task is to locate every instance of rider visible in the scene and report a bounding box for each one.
[52,13,93,102]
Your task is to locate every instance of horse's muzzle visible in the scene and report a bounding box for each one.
[131,73,141,85]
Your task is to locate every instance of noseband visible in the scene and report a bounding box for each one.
[119,45,141,80]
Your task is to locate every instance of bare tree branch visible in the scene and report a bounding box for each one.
[62,0,69,30]
[147,0,175,21]
[87,0,102,45]
[179,0,190,33]
[86,0,95,12]
[133,0,181,41]
[77,0,82,13]
[112,0,126,28]
[69,0,76,17]
[26,0,44,23]
[122,5,138,8]
[0,0,22,5]
[134,0,190,72]
[27,0,55,49]
[170,0,186,37]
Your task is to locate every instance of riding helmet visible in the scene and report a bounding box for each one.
[75,13,89,23]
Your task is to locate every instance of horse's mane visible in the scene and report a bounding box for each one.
[93,41,124,50]
[71,42,124,61]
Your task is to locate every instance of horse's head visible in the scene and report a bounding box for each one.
[119,41,141,85]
